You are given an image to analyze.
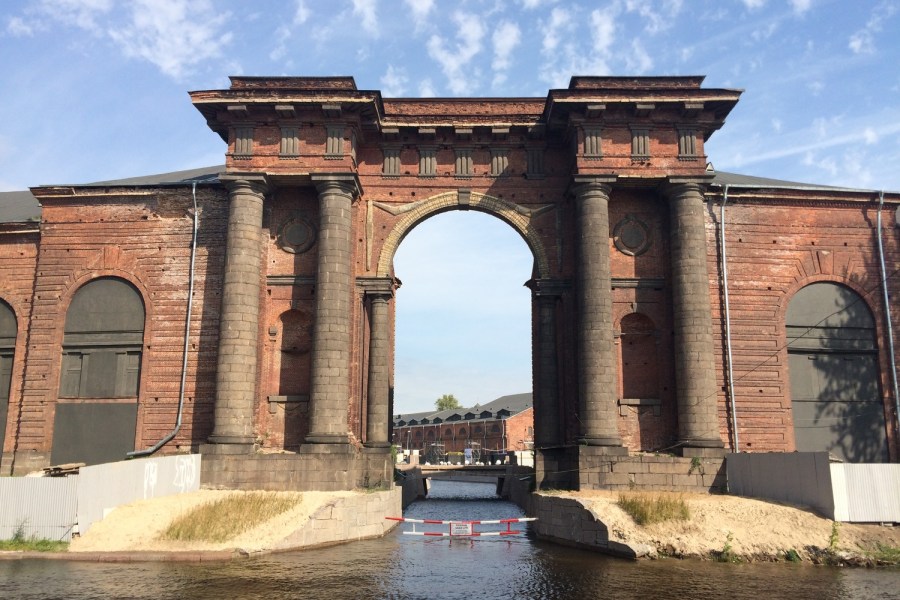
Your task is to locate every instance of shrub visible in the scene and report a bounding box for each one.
[161,492,301,543]
[617,493,690,526]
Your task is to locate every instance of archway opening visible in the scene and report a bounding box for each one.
[786,281,888,462]
[392,210,534,461]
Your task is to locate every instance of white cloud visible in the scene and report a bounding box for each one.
[380,65,409,96]
[741,0,766,9]
[491,20,521,86]
[863,127,879,145]
[771,118,782,133]
[293,0,311,25]
[108,0,233,80]
[403,0,434,30]
[541,7,571,53]
[39,0,114,33]
[520,0,555,8]
[270,24,292,61]
[790,0,812,15]
[624,0,683,35]
[590,7,617,56]
[849,2,897,55]
[426,11,486,95]
[6,16,34,36]
[624,39,653,73]
[352,0,379,37]
[418,78,436,97]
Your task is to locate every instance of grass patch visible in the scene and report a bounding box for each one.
[868,544,900,565]
[0,523,68,552]
[617,493,690,526]
[160,492,302,543]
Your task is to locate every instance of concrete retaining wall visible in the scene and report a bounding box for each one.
[273,487,401,551]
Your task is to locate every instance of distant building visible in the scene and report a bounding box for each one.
[392,394,533,461]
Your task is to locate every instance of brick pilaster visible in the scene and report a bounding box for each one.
[664,181,724,453]
[529,278,567,448]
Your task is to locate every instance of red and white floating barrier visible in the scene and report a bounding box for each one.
[385,516,537,537]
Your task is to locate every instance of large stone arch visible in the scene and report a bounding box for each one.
[375,191,552,277]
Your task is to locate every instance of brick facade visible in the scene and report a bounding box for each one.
[0,75,898,488]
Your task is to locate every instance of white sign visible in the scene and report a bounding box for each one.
[450,522,473,536]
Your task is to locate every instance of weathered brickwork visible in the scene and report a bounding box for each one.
[1,75,897,488]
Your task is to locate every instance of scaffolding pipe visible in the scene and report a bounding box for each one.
[720,185,739,452]
[876,190,900,446]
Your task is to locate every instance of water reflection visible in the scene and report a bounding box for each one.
[1,481,898,600]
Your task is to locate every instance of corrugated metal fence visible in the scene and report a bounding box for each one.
[727,452,900,522]
[0,454,200,542]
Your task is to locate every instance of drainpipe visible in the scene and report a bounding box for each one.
[127,182,200,458]
[720,185,739,452]
[876,190,900,445]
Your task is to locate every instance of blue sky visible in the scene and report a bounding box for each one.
[2,0,899,414]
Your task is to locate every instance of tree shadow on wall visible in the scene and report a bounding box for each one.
[789,282,889,463]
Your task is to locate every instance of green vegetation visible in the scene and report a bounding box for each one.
[160,492,301,543]
[434,394,461,411]
[715,531,741,563]
[784,548,801,562]
[616,493,690,526]
[829,521,840,552]
[0,522,68,552]
[868,544,900,565]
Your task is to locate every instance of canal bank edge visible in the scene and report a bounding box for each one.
[0,487,402,562]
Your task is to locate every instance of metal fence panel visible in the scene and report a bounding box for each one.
[726,452,835,518]
[0,476,79,541]
[77,454,201,535]
[830,463,900,523]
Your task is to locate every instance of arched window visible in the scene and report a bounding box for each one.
[786,282,887,462]
[0,300,16,454]
[620,312,658,399]
[52,278,145,466]
[59,278,145,398]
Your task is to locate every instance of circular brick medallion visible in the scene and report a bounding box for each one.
[613,215,651,256]
[277,217,317,254]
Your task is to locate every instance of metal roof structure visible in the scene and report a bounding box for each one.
[394,393,532,426]
[2,166,893,225]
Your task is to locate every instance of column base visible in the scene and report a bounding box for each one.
[363,441,392,449]
[200,441,255,456]
[679,438,726,458]
[578,437,629,454]
[300,434,356,454]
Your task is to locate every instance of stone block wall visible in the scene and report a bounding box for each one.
[578,452,725,492]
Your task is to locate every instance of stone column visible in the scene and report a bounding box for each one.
[304,175,358,446]
[572,178,624,449]
[664,181,724,454]
[528,279,566,448]
[208,175,268,449]
[363,280,394,448]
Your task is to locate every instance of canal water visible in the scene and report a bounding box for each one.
[1,481,898,600]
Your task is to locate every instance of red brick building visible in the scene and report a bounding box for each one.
[393,393,534,462]
[0,75,898,489]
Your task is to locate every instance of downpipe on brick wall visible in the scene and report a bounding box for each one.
[720,185,739,452]
[876,190,900,442]
[127,182,199,458]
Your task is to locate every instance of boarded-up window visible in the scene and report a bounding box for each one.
[0,300,16,454]
[59,278,145,398]
[620,313,658,399]
[786,282,888,462]
[53,278,144,465]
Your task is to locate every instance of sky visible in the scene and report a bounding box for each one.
[2,0,899,414]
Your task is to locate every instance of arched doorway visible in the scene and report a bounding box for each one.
[0,300,16,455]
[786,282,888,462]
[52,277,145,466]
[391,209,535,433]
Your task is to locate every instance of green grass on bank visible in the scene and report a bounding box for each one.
[0,524,68,552]
[617,493,690,526]
[160,491,302,543]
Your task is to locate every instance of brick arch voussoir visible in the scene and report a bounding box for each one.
[376,191,550,277]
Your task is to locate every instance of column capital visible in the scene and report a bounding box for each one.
[311,173,361,199]
[661,177,712,199]
[357,276,399,300]
[570,176,616,199]
[219,173,270,196]
[526,278,570,299]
